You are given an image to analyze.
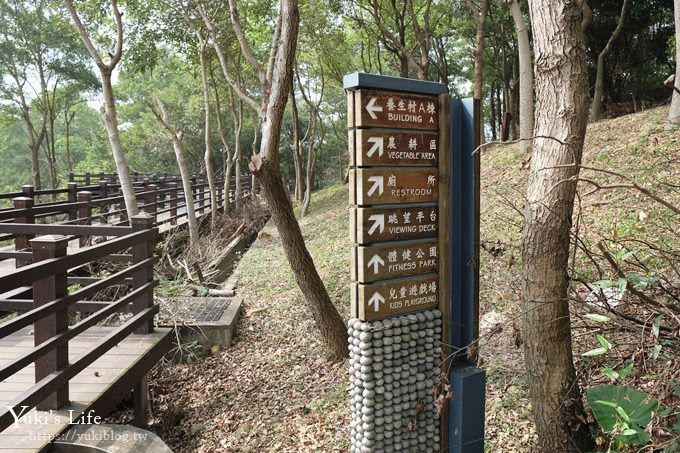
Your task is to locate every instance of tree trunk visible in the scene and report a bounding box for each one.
[289,84,304,202]
[472,0,489,143]
[510,52,519,140]
[65,110,75,173]
[198,45,218,219]
[490,81,497,140]
[101,71,138,216]
[508,0,534,152]
[171,137,199,245]
[235,154,242,208]
[254,158,347,359]
[668,0,680,125]
[590,0,630,123]
[249,0,347,360]
[523,1,594,451]
[300,147,316,218]
[151,100,199,245]
[223,161,233,213]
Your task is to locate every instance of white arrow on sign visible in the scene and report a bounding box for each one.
[368,291,385,312]
[366,136,384,158]
[367,214,384,236]
[366,176,384,197]
[367,254,385,274]
[365,97,382,120]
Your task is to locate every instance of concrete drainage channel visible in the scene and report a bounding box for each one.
[156,224,262,355]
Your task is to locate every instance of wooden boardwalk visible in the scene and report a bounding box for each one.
[0,327,171,451]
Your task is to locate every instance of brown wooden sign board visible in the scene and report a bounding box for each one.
[351,206,438,244]
[349,129,439,167]
[350,168,438,205]
[351,274,439,320]
[352,239,438,283]
[349,90,439,130]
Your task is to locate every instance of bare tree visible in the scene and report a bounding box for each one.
[64,0,138,216]
[200,0,347,359]
[590,0,630,122]
[507,0,533,153]
[522,0,594,450]
[150,99,199,245]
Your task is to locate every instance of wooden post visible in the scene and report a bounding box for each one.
[131,213,155,334]
[31,235,70,410]
[67,182,78,221]
[13,197,34,267]
[78,191,92,247]
[133,374,149,428]
[144,184,158,224]
[157,178,165,210]
[68,172,75,183]
[169,182,178,225]
[99,180,108,224]
[21,185,34,201]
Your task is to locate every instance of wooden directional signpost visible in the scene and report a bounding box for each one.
[348,81,445,322]
[345,72,484,453]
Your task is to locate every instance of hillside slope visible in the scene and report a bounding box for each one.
[150,106,678,452]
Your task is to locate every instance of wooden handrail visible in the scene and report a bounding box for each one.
[0,305,157,431]
[0,257,155,338]
[0,229,155,292]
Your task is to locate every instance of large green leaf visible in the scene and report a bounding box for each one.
[586,384,659,445]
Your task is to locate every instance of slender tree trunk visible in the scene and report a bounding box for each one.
[223,161,233,213]
[510,53,519,140]
[235,154,242,208]
[290,85,304,202]
[668,0,680,125]
[171,138,199,245]
[151,101,199,245]
[198,44,218,219]
[523,1,594,451]
[249,0,347,360]
[490,81,497,140]
[590,0,630,122]
[472,0,489,143]
[509,0,534,152]
[101,71,138,216]
[65,110,75,173]
[300,146,316,218]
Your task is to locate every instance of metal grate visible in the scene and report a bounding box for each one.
[188,298,230,322]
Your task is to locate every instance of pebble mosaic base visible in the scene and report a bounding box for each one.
[348,309,443,452]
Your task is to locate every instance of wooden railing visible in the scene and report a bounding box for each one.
[0,175,253,263]
[0,215,157,431]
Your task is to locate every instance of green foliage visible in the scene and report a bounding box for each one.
[587,384,659,447]
[582,334,613,357]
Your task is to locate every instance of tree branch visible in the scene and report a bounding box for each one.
[197,3,263,117]
[227,0,266,87]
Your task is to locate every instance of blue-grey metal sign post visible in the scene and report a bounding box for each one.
[344,72,485,452]
[448,98,485,452]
